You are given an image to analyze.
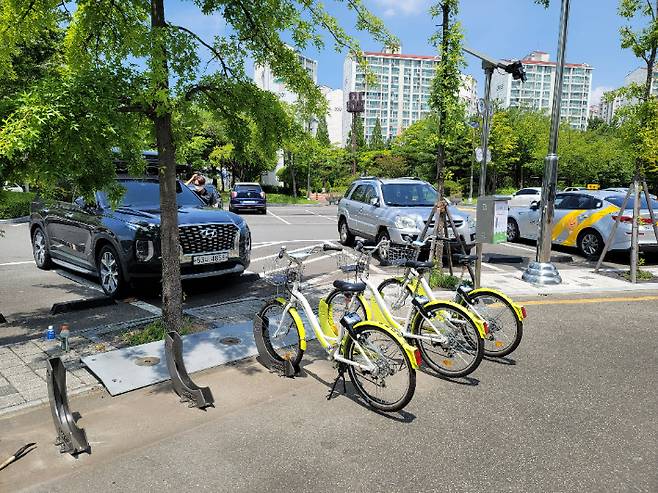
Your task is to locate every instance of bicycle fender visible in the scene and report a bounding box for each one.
[353,321,421,370]
[275,297,307,351]
[468,288,525,322]
[415,300,487,339]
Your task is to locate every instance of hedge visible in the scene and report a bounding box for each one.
[0,191,35,219]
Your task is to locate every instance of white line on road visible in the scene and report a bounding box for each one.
[501,242,536,253]
[251,239,338,253]
[129,300,162,316]
[267,210,291,225]
[0,260,33,267]
[305,209,338,222]
[482,262,505,272]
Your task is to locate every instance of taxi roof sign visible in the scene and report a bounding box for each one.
[586,184,600,190]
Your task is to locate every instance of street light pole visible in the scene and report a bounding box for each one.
[522,0,570,285]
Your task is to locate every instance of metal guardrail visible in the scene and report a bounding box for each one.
[46,357,90,455]
[164,331,214,409]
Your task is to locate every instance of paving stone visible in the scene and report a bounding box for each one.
[1,364,36,377]
[12,380,47,395]
[0,375,8,386]
[0,356,24,370]
[11,342,43,356]
[0,384,18,396]
[71,368,98,386]
[0,393,26,409]
[20,389,49,403]
[34,368,47,380]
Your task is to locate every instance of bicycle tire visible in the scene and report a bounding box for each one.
[465,290,523,358]
[326,289,368,331]
[412,302,484,378]
[256,299,304,367]
[344,324,416,412]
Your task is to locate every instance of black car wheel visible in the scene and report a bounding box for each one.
[507,218,520,242]
[376,229,391,266]
[32,227,52,270]
[338,218,355,246]
[578,229,604,259]
[260,208,267,215]
[98,245,124,297]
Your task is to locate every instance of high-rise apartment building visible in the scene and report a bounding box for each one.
[254,50,318,186]
[600,67,658,124]
[319,86,344,146]
[341,49,478,146]
[492,51,593,130]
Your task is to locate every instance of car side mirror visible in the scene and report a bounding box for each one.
[74,197,86,209]
[529,201,540,211]
[369,197,379,207]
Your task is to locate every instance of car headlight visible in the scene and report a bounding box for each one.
[394,215,417,230]
[126,221,157,232]
[135,239,154,261]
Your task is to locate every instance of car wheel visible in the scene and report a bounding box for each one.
[376,229,391,266]
[98,245,124,298]
[32,227,52,270]
[578,229,604,259]
[507,218,520,242]
[338,218,355,246]
[261,208,267,215]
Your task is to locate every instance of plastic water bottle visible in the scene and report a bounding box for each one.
[45,325,56,340]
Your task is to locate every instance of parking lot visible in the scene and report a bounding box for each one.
[2,203,658,347]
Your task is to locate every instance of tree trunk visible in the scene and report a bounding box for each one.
[290,152,297,198]
[432,3,450,266]
[151,0,183,331]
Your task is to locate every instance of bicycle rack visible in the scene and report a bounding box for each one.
[164,331,214,409]
[253,314,299,377]
[46,357,90,455]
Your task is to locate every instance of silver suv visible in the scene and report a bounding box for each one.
[337,177,477,254]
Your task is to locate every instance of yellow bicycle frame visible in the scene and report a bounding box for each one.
[412,299,488,339]
[467,288,525,322]
[274,297,307,351]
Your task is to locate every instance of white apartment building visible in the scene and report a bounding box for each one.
[341,49,478,146]
[254,51,318,186]
[492,51,593,130]
[600,67,658,124]
[319,85,344,146]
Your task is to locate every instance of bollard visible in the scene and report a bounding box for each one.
[253,314,299,377]
[164,331,214,409]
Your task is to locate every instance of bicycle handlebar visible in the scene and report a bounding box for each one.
[277,243,341,263]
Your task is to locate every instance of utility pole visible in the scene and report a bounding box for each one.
[522,0,570,285]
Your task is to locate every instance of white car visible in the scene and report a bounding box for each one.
[3,182,23,192]
[507,187,542,208]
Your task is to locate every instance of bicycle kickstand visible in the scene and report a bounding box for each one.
[327,362,347,400]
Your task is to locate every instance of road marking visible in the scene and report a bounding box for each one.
[482,262,505,272]
[267,210,291,225]
[305,209,338,222]
[251,244,328,263]
[519,295,658,306]
[129,300,162,315]
[0,260,33,267]
[501,242,536,253]
[260,250,341,276]
[10,223,25,227]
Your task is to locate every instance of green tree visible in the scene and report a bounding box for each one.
[369,117,385,150]
[0,1,394,331]
[346,113,366,151]
[316,116,331,148]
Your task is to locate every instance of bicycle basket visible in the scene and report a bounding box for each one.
[387,244,419,266]
[262,256,303,287]
[336,250,369,278]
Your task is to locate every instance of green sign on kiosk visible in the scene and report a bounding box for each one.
[476,195,510,244]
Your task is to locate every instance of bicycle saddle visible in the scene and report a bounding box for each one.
[403,260,434,271]
[333,279,366,292]
[453,254,478,265]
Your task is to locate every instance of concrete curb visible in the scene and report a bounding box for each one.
[0,383,100,417]
[0,215,29,224]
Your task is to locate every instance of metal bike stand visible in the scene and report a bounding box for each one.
[46,357,90,455]
[253,314,299,377]
[164,331,214,409]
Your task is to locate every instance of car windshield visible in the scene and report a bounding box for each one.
[381,183,437,207]
[605,195,658,210]
[99,180,203,208]
[236,185,262,192]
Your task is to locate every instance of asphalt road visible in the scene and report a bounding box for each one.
[1,292,656,492]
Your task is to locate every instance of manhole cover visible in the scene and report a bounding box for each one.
[219,336,241,346]
[134,356,161,366]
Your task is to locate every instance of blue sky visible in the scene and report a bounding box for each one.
[168,0,644,105]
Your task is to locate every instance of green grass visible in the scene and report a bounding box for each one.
[428,267,473,290]
[220,191,317,205]
[0,191,35,219]
[121,318,193,346]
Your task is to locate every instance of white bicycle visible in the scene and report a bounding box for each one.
[326,240,488,378]
[255,243,419,412]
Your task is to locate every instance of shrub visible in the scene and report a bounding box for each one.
[0,191,36,219]
[428,267,473,290]
[121,319,192,346]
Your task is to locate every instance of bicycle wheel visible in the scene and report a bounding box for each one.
[377,278,411,321]
[344,325,416,412]
[412,302,484,378]
[467,291,523,358]
[256,299,304,367]
[326,289,367,332]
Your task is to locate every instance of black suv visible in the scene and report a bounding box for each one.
[29,178,251,297]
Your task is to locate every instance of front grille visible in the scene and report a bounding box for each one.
[424,219,463,228]
[179,224,237,255]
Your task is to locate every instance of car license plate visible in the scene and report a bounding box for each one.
[193,252,228,265]
[243,200,256,204]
